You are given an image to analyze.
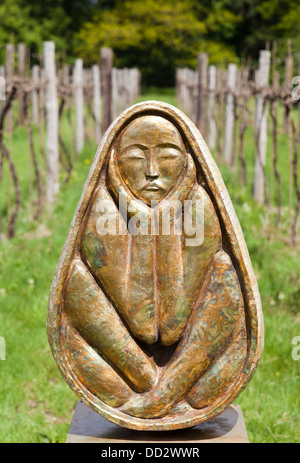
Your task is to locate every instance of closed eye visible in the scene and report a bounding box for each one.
[123,154,146,160]
[121,146,147,161]
[157,151,181,160]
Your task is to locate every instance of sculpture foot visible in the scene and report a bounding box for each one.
[120,391,171,419]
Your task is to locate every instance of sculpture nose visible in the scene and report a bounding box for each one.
[145,156,159,180]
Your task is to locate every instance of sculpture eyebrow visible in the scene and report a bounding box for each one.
[121,143,148,152]
[157,143,182,151]
[120,142,183,154]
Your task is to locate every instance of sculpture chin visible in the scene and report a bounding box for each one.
[136,188,167,206]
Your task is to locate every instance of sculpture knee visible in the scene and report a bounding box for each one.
[186,326,247,409]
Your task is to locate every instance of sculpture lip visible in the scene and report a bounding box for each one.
[143,183,162,191]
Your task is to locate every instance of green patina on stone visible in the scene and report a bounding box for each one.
[164,296,191,331]
[174,297,191,325]
[82,230,107,270]
[131,303,154,325]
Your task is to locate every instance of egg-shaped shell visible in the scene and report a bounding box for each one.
[47,101,263,431]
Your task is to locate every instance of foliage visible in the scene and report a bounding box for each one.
[0,0,99,63]
[0,0,42,58]
[1,0,299,85]
[77,0,210,86]
[256,0,300,57]
[76,0,300,86]
[257,0,300,37]
[0,1,66,60]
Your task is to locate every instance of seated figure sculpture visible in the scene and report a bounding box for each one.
[48,101,263,431]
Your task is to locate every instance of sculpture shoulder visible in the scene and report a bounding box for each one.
[88,184,114,213]
[188,182,216,206]
[186,183,222,245]
[82,183,118,231]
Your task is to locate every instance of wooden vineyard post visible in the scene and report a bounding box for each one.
[31,65,39,124]
[5,44,14,134]
[129,68,140,106]
[224,63,237,166]
[73,59,84,155]
[44,41,59,205]
[0,67,4,104]
[100,47,113,134]
[208,65,216,150]
[196,53,208,135]
[284,39,294,134]
[254,50,271,205]
[285,40,294,223]
[18,43,27,126]
[176,68,185,110]
[180,68,188,113]
[92,64,101,144]
[111,67,119,120]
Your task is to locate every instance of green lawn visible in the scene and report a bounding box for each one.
[0,89,299,442]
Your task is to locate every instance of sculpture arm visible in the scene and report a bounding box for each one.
[64,259,157,393]
[121,251,246,418]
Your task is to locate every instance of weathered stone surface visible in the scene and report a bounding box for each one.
[47,101,263,431]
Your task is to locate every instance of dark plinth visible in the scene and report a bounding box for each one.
[66,401,249,443]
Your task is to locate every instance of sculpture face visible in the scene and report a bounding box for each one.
[47,101,263,431]
[117,116,186,204]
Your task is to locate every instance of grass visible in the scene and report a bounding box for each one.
[0,88,299,442]
[0,145,96,442]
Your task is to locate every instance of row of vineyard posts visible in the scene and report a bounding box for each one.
[0,42,141,239]
[176,42,300,246]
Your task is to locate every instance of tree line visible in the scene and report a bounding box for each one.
[0,0,299,86]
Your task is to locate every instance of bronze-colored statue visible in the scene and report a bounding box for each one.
[48,101,263,431]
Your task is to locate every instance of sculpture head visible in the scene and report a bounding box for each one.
[116,115,186,205]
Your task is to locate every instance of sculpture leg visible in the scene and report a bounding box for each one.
[63,323,133,407]
[64,259,157,393]
[121,251,246,418]
[185,325,247,408]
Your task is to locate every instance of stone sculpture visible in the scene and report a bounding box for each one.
[47,101,263,431]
